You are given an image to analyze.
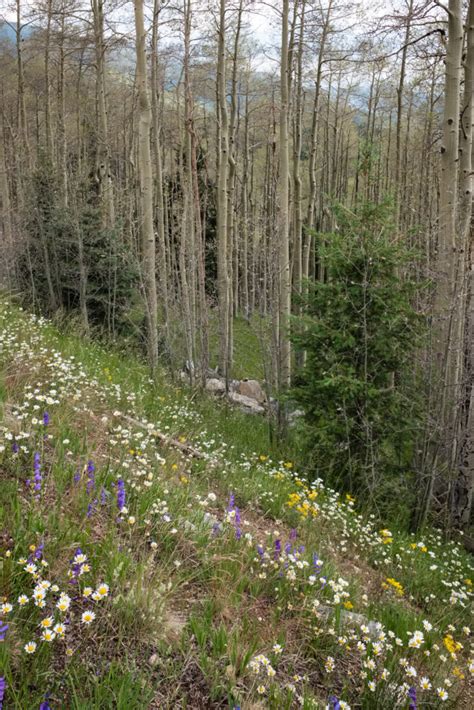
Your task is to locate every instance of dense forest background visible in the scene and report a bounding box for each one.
[0,0,473,539]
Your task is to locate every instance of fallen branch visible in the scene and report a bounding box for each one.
[122,414,206,460]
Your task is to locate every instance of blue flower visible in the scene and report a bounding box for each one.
[117,479,126,511]
[0,677,6,710]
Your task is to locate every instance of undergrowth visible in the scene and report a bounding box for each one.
[0,300,472,709]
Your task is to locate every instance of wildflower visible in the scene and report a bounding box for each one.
[328,698,341,710]
[33,451,42,494]
[384,577,404,596]
[86,460,95,495]
[117,479,126,511]
[272,643,283,654]
[0,604,12,615]
[368,681,376,692]
[40,616,54,629]
[408,686,417,710]
[0,677,6,710]
[57,594,71,611]
[436,688,448,701]
[443,634,462,656]
[95,583,109,598]
[324,656,335,673]
[81,610,96,625]
[408,630,424,649]
[0,624,8,641]
[42,411,50,426]
[256,685,266,694]
[24,641,37,654]
[41,629,56,642]
[54,623,66,636]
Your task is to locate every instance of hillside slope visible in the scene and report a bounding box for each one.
[0,300,472,709]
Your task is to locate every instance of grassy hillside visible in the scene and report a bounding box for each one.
[0,300,472,709]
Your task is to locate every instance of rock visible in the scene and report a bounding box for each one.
[205,378,226,395]
[237,379,267,404]
[228,391,265,415]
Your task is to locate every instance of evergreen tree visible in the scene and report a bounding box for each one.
[291,201,425,515]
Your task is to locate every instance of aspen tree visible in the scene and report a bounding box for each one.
[134,0,159,369]
[92,0,114,228]
[278,0,291,390]
[216,0,230,383]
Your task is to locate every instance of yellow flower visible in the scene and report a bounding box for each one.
[287,493,301,508]
[284,461,293,469]
[40,616,53,628]
[259,455,268,462]
[443,635,462,655]
[384,578,404,596]
[343,600,353,610]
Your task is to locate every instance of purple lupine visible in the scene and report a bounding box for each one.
[0,624,8,641]
[12,442,19,454]
[328,697,340,710]
[117,479,126,511]
[100,487,107,505]
[0,677,6,710]
[87,499,98,518]
[39,693,51,710]
[234,507,242,540]
[290,528,297,541]
[274,539,281,560]
[73,467,81,483]
[285,542,292,555]
[33,452,42,494]
[228,492,235,509]
[408,687,417,710]
[86,460,95,495]
[42,411,50,427]
[257,545,265,560]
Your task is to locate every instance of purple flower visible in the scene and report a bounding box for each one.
[234,507,242,539]
[100,487,107,505]
[0,624,8,641]
[0,677,6,710]
[42,411,50,426]
[408,687,417,710]
[228,493,235,510]
[117,479,126,511]
[39,703,51,710]
[33,452,42,494]
[12,442,19,454]
[274,539,281,559]
[290,528,297,541]
[328,697,340,710]
[86,461,95,495]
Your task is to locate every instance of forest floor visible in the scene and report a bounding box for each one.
[0,299,473,709]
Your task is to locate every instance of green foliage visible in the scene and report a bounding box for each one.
[291,201,425,514]
[17,161,138,335]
